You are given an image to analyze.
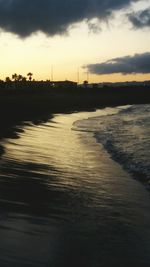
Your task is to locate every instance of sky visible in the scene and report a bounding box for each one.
[0,0,150,83]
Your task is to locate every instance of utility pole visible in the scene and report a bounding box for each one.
[77,67,80,84]
[87,71,89,83]
[51,65,54,82]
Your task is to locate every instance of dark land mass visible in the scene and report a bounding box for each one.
[0,81,150,141]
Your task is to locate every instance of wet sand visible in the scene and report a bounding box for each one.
[0,110,150,266]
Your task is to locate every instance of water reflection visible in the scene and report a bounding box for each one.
[0,110,150,266]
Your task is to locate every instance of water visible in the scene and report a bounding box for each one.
[0,105,150,266]
[75,104,150,186]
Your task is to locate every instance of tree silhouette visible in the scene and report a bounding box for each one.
[5,77,11,82]
[17,74,23,81]
[83,80,88,87]
[22,77,27,82]
[27,72,33,81]
[12,73,18,81]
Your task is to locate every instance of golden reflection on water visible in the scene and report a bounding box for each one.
[1,109,150,267]
[3,107,120,167]
[3,111,104,190]
[2,109,149,202]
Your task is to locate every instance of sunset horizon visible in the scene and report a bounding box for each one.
[0,1,150,267]
[0,0,150,83]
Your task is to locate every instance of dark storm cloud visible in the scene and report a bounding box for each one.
[0,0,137,37]
[128,8,150,28]
[86,53,150,75]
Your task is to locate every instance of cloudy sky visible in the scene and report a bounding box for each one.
[0,0,150,82]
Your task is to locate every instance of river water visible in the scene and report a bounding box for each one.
[0,105,150,266]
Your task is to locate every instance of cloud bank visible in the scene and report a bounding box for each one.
[128,8,150,28]
[86,52,150,75]
[0,0,137,37]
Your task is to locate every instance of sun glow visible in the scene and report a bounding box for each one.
[0,5,150,83]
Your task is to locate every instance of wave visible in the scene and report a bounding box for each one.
[75,104,150,189]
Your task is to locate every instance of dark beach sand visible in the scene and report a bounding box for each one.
[0,110,150,266]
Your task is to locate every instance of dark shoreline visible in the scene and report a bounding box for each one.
[0,85,150,148]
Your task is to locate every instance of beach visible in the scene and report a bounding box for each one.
[0,108,150,266]
[0,0,150,265]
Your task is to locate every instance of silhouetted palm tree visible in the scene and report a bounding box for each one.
[12,73,18,81]
[5,77,11,82]
[27,72,33,81]
[17,74,23,81]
